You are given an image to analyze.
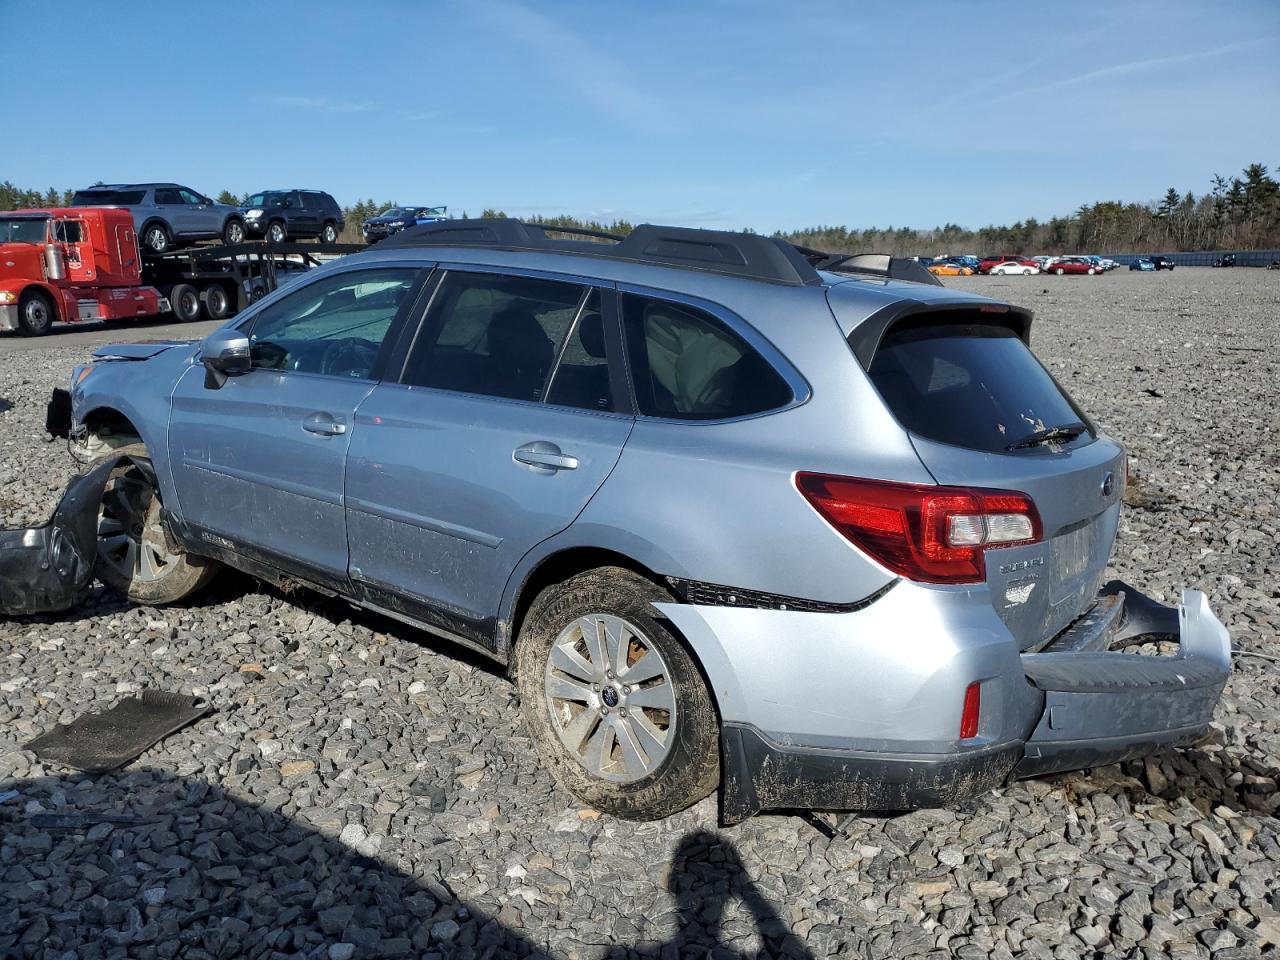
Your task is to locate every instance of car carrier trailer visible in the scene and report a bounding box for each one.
[140,241,366,323]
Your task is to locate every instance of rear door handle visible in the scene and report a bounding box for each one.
[302,412,347,436]
[514,440,579,473]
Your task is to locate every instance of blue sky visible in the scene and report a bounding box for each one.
[3,0,1278,232]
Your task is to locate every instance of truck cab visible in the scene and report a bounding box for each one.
[0,208,168,336]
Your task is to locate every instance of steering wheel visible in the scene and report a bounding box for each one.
[319,338,380,378]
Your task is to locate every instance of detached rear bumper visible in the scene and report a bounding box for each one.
[705,581,1230,823]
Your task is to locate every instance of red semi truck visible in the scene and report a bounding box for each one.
[0,207,168,335]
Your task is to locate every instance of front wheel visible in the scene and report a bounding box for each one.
[18,289,55,335]
[1087,267,1096,275]
[223,218,246,245]
[515,567,720,821]
[94,446,219,605]
[1055,267,1065,275]
[320,221,338,244]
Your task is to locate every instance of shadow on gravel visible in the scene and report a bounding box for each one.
[0,771,816,959]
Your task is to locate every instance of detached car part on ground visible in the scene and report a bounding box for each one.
[32,219,1232,824]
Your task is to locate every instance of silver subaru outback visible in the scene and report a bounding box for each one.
[60,219,1230,822]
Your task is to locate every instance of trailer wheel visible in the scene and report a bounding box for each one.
[170,284,203,323]
[266,221,286,244]
[321,221,338,244]
[201,284,232,321]
[142,223,170,254]
[18,289,55,336]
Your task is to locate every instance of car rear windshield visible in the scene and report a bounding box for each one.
[866,318,1090,453]
[71,189,146,206]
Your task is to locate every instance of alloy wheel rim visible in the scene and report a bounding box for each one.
[97,472,180,583]
[544,613,676,783]
[229,223,243,243]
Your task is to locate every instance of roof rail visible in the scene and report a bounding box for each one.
[816,253,943,287]
[380,218,824,286]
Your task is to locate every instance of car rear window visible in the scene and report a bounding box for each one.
[71,189,146,206]
[866,318,1090,453]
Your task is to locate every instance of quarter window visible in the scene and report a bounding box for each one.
[620,293,791,420]
[402,272,586,402]
[246,268,417,379]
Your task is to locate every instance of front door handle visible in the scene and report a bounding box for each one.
[302,412,347,436]
[514,440,579,473]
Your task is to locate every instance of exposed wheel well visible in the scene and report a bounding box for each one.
[73,407,144,462]
[507,547,666,660]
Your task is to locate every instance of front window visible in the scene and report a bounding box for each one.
[0,218,49,243]
[246,268,418,378]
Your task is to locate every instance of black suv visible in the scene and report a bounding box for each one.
[1150,256,1176,271]
[241,190,345,243]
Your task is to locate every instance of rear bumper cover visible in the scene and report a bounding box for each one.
[711,581,1230,823]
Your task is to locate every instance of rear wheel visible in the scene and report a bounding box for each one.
[320,221,338,244]
[18,289,55,336]
[142,223,170,254]
[266,221,286,243]
[94,445,219,605]
[202,284,232,321]
[515,567,719,820]
[170,283,202,322]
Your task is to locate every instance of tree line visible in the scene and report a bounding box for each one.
[3,162,1277,255]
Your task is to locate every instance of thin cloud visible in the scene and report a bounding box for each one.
[472,0,671,128]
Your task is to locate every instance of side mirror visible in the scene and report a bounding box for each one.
[199,328,251,388]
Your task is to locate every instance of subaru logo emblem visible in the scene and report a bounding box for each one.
[1101,472,1114,497]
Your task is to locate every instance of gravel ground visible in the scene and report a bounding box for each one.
[1,268,1278,959]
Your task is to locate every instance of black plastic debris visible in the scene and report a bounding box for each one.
[0,454,130,616]
[26,690,211,774]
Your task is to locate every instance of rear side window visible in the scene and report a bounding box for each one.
[402,272,586,402]
[621,293,791,420]
[72,189,146,206]
[867,319,1089,453]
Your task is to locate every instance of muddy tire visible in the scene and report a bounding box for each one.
[514,567,719,821]
[93,444,218,605]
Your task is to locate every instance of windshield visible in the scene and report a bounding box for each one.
[0,218,48,243]
[71,189,146,206]
[381,208,413,219]
[867,319,1091,454]
[244,193,266,208]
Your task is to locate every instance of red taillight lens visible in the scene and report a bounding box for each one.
[960,681,982,739]
[795,473,1042,584]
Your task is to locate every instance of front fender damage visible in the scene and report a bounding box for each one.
[0,456,129,616]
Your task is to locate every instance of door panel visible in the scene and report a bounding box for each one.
[168,365,374,587]
[345,385,632,645]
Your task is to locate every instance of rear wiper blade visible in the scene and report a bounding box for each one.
[1006,422,1088,450]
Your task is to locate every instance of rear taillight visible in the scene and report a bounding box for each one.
[960,681,982,739]
[795,473,1042,585]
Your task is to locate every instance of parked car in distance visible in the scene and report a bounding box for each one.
[989,257,1041,276]
[938,255,981,273]
[242,190,346,244]
[70,183,245,254]
[62,218,1231,824]
[927,261,974,276]
[978,254,1034,274]
[1149,256,1176,271]
[1048,256,1102,275]
[362,206,449,244]
[1213,254,1236,268]
[1130,258,1156,271]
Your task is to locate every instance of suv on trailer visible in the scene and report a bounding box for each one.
[62,219,1230,822]
[70,184,246,254]
[242,190,346,244]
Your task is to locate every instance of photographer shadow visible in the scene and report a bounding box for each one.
[0,771,814,958]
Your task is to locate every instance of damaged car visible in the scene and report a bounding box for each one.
[42,218,1231,823]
